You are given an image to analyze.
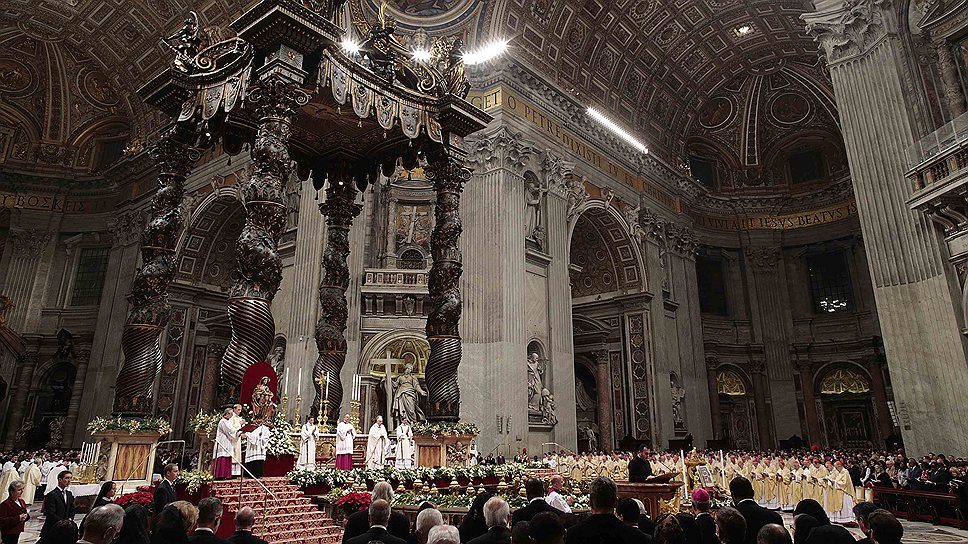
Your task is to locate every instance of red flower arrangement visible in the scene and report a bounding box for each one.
[333,491,372,513]
[115,491,155,514]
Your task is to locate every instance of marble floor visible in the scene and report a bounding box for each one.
[13,503,968,543]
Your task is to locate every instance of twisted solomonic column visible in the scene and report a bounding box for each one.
[424,147,471,421]
[312,176,361,419]
[114,138,199,415]
[219,75,309,401]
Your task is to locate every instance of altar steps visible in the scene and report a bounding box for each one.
[208,477,343,544]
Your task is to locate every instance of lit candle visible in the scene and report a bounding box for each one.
[325,371,330,400]
[297,367,302,398]
[285,367,290,391]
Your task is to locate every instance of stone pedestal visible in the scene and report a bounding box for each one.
[413,434,477,467]
[92,431,163,486]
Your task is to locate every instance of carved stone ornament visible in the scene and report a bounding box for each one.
[744,245,781,269]
[466,126,536,175]
[803,0,890,63]
[108,210,147,247]
[9,229,51,259]
[542,149,575,197]
[667,223,700,258]
[566,176,589,219]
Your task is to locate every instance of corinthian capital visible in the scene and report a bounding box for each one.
[803,0,892,63]
[9,229,52,259]
[542,149,575,197]
[466,126,537,175]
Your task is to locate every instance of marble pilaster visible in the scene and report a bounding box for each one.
[805,0,968,455]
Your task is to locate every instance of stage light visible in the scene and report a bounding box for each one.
[342,39,361,54]
[463,39,510,65]
[411,48,432,62]
[587,107,648,154]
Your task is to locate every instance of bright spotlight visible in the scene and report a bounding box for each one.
[411,48,432,62]
[341,39,361,54]
[587,107,648,154]
[463,39,510,65]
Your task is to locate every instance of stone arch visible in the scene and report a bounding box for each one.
[568,202,645,297]
[173,191,245,290]
[713,364,757,450]
[357,329,431,428]
[813,361,876,448]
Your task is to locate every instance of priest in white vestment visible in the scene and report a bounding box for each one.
[213,408,239,479]
[22,459,41,504]
[245,423,271,478]
[297,417,319,470]
[43,461,67,495]
[365,416,389,469]
[395,418,414,469]
[229,404,245,476]
[335,414,356,470]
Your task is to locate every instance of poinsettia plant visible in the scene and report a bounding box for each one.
[115,491,155,514]
[333,491,372,513]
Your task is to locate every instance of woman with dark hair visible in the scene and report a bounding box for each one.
[655,514,685,544]
[793,514,821,544]
[117,504,150,544]
[92,481,117,510]
[151,501,198,544]
[792,500,829,525]
[459,491,494,543]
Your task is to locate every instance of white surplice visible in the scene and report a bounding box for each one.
[365,423,389,469]
[395,423,414,469]
[297,423,319,470]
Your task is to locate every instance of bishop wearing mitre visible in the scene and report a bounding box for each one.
[365,416,389,469]
[336,414,356,470]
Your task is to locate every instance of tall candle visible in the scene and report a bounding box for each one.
[325,372,330,400]
[680,450,688,499]
[720,450,726,488]
[298,368,302,397]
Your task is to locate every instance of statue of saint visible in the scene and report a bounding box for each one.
[527,353,542,412]
[540,387,557,426]
[391,363,427,423]
[525,179,546,239]
[251,376,275,422]
[575,379,595,412]
[267,344,285,382]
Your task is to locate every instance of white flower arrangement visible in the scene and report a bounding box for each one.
[87,416,172,436]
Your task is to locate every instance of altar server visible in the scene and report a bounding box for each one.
[213,408,239,479]
[395,418,415,469]
[335,414,356,470]
[229,404,245,477]
[245,422,271,478]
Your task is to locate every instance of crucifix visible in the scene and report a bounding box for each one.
[371,350,405,428]
[400,205,429,245]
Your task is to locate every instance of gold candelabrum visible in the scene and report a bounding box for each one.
[350,399,361,429]
[280,395,289,422]
[319,399,331,433]
[75,463,97,484]
[292,395,302,432]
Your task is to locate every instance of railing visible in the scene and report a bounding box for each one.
[908,111,968,169]
[872,486,967,529]
[228,453,279,535]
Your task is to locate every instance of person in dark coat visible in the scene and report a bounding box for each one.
[467,497,511,544]
[154,464,179,515]
[151,502,196,544]
[851,501,877,544]
[346,500,407,544]
[511,480,565,525]
[714,508,745,544]
[792,500,853,544]
[616,499,652,543]
[92,481,117,510]
[459,492,494,543]
[117,504,151,544]
[730,477,781,544]
[39,470,74,544]
[226,507,268,544]
[627,447,653,483]
[565,477,650,544]
[342,482,410,543]
[188,497,228,544]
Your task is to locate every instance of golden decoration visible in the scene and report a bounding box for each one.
[716,370,746,396]
[820,367,870,395]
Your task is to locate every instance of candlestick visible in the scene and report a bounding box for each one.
[293,395,302,432]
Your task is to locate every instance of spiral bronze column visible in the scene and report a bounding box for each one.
[424,147,471,421]
[219,75,309,402]
[114,138,199,415]
[312,176,361,419]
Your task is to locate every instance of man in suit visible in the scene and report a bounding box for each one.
[188,497,228,544]
[511,479,565,524]
[467,497,511,544]
[153,463,179,514]
[852,501,877,544]
[39,469,74,543]
[227,506,268,544]
[714,507,746,544]
[616,498,653,542]
[730,476,781,544]
[342,482,409,542]
[627,447,653,483]
[346,500,407,544]
[691,489,716,544]
[868,509,903,544]
[76,503,124,544]
[565,477,651,544]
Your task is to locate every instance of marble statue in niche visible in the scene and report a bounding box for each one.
[525,175,548,247]
[391,363,427,423]
[670,372,686,429]
[268,341,286,383]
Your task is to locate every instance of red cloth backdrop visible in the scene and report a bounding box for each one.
[240,361,278,407]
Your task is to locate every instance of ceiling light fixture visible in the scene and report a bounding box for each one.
[411,48,432,62]
[463,38,510,65]
[587,107,648,154]
[341,39,361,54]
